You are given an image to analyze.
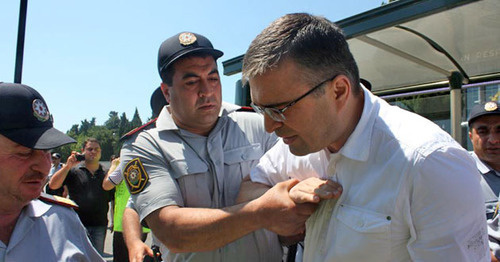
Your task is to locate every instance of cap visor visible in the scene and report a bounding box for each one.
[161,48,223,73]
[2,126,76,150]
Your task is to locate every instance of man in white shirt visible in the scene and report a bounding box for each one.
[241,13,489,261]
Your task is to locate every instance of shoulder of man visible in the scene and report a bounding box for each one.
[38,192,79,210]
[120,117,158,142]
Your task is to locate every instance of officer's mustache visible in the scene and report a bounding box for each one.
[23,172,47,182]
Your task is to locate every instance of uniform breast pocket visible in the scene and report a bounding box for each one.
[223,144,263,202]
[169,159,210,207]
[334,204,391,260]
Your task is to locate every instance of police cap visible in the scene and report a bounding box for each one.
[0,82,76,149]
[468,101,500,126]
[157,32,223,76]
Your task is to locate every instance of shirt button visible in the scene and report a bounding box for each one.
[241,154,248,160]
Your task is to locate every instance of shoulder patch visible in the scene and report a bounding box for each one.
[39,192,79,209]
[124,158,149,194]
[120,118,158,142]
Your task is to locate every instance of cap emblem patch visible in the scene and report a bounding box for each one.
[32,99,50,122]
[179,32,197,46]
[484,101,498,112]
[124,158,149,194]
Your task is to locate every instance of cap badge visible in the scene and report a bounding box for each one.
[179,32,197,46]
[484,101,498,112]
[32,99,50,122]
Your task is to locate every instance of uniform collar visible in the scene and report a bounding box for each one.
[156,102,241,132]
[26,199,51,218]
[337,86,378,162]
[469,151,497,176]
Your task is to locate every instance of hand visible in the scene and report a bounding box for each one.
[111,157,120,168]
[255,179,317,236]
[128,240,154,262]
[65,151,80,168]
[289,177,342,204]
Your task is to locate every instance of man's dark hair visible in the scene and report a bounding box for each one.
[82,137,100,150]
[242,13,361,95]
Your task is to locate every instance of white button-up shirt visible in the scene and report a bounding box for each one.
[251,88,489,261]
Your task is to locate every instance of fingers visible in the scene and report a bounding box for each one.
[314,180,342,199]
[282,178,300,191]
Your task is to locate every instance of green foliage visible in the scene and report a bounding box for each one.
[53,111,143,161]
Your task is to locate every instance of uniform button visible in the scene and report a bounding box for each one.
[241,154,248,160]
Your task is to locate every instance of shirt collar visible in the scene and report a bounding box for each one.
[469,151,497,175]
[337,86,378,162]
[26,199,51,218]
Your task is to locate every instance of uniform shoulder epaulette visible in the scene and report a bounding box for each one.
[39,192,78,210]
[236,106,255,112]
[120,117,158,142]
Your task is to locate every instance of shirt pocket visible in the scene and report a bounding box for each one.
[169,158,211,207]
[223,143,264,204]
[334,204,391,260]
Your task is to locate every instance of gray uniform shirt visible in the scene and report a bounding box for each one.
[120,102,281,262]
[0,199,103,262]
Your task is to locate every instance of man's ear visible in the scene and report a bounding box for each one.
[330,75,351,105]
[160,83,171,103]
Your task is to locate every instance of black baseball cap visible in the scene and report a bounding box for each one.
[0,82,76,149]
[468,101,500,126]
[150,86,168,118]
[157,32,223,76]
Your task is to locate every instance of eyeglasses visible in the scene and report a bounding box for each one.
[251,75,338,122]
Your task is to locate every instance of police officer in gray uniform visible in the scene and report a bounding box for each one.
[0,82,103,261]
[468,101,500,261]
[120,32,317,262]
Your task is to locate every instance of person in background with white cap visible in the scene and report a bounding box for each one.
[0,82,103,261]
[119,31,337,262]
[467,101,500,261]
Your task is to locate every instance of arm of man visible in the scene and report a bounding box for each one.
[235,176,272,204]
[103,158,122,191]
[408,147,489,261]
[48,152,79,189]
[123,207,153,262]
[146,179,316,253]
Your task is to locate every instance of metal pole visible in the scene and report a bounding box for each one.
[449,71,463,144]
[14,0,28,84]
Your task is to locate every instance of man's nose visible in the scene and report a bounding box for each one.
[32,150,51,175]
[264,114,283,134]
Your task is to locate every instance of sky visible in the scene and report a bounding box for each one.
[0,0,382,133]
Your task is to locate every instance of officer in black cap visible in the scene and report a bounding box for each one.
[119,31,307,262]
[467,101,500,260]
[468,101,500,179]
[0,82,103,260]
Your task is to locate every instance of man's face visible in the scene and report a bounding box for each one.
[249,60,343,156]
[469,115,500,168]
[0,134,51,207]
[83,141,101,163]
[161,56,222,136]
[51,156,60,166]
